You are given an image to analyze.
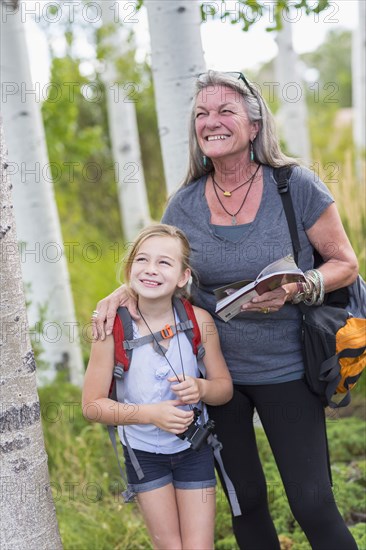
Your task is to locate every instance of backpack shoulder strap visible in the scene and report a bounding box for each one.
[273,165,301,265]
[113,300,206,366]
[112,306,133,371]
[173,297,205,361]
[274,165,348,307]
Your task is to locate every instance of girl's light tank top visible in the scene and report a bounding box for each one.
[117,314,202,454]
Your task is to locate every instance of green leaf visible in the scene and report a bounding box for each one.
[205,0,332,31]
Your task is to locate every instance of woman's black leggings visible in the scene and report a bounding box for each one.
[208,379,358,550]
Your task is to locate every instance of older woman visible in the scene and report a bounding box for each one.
[94,71,358,549]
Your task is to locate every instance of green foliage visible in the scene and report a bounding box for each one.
[39,380,152,549]
[311,144,366,282]
[134,68,166,220]
[253,425,366,549]
[200,0,331,31]
[41,47,165,356]
[249,28,365,282]
[302,30,352,108]
[42,56,121,242]
[39,382,365,549]
[326,417,366,462]
[350,523,366,550]
[96,19,166,217]
[250,29,353,122]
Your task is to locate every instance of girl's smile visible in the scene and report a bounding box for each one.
[130,236,190,300]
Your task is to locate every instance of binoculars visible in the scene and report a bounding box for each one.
[177,407,215,451]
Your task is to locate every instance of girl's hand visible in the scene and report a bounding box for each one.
[92,285,139,340]
[148,400,194,434]
[240,283,297,314]
[168,375,202,404]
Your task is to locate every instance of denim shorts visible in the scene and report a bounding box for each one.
[122,443,216,494]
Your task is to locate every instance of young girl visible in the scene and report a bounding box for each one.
[82,224,233,550]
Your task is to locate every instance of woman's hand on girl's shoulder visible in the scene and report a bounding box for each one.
[92,285,139,340]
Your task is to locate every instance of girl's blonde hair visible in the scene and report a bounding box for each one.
[182,70,299,186]
[123,224,192,297]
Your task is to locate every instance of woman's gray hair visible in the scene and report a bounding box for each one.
[181,70,299,186]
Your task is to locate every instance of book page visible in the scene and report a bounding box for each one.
[256,255,300,281]
[215,255,305,321]
[214,279,252,301]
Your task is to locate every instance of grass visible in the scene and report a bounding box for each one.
[317,152,366,277]
[39,380,366,550]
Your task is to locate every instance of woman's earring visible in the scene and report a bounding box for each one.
[203,155,208,167]
[250,141,255,162]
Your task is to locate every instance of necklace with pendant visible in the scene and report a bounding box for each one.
[212,164,260,225]
[212,168,257,197]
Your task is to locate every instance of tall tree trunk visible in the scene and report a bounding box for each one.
[352,0,365,174]
[0,120,62,549]
[146,0,205,195]
[274,17,311,164]
[100,0,150,241]
[0,0,84,386]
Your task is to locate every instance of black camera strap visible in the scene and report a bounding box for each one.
[137,303,197,415]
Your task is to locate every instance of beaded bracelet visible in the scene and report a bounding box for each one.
[292,281,307,304]
[313,269,325,305]
[303,269,325,306]
[292,269,325,305]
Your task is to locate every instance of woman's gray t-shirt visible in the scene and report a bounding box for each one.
[162,165,334,384]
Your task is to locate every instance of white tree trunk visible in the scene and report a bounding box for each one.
[100,0,150,241]
[146,0,206,195]
[275,17,311,164]
[352,0,366,167]
[0,120,63,550]
[0,0,84,386]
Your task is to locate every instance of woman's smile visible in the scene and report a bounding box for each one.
[205,134,230,141]
[195,85,257,163]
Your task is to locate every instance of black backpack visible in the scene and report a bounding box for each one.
[274,165,366,408]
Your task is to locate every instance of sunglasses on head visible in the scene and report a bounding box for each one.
[197,71,262,117]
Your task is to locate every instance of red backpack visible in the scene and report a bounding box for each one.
[109,296,205,400]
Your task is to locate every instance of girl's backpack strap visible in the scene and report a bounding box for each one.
[112,307,134,371]
[174,297,205,361]
[208,434,242,516]
[112,300,206,372]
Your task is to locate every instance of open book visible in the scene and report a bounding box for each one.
[215,255,305,322]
